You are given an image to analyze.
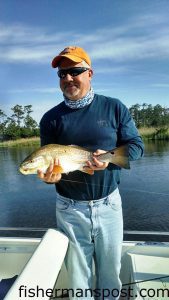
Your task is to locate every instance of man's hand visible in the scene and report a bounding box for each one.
[37,158,62,183]
[86,149,109,171]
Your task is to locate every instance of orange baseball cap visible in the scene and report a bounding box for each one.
[51,46,91,68]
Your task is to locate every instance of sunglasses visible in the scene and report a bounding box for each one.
[57,67,90,79]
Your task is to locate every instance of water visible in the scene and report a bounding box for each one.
[120,141,169,233]
[0,141,169,239]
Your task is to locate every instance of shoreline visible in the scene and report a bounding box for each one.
[139,127,169,141]
[0,127,169,147]
[0,137,40,147]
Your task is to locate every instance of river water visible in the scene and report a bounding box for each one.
[0,140,169,239]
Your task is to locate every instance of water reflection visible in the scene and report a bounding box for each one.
[144,139,169,156]
[0,141,169,237]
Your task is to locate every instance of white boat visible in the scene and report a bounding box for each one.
[0,228,169,300]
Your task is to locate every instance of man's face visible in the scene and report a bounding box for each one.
[58,58,93,100]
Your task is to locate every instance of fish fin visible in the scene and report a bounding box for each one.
[81,167,94,175]
[110,145,130,169]
[52,165,64,174]
[99,145,130,169]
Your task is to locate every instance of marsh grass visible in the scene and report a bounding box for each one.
[0,137,40,147]
[0,127,169,147]
[139,127,169,140]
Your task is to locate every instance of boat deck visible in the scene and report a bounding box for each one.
[0,229,169,299]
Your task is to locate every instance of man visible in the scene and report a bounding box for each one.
[38,46,144,299]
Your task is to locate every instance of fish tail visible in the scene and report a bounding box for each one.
[109,144,130,169]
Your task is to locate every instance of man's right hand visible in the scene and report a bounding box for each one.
[37,158,62,183]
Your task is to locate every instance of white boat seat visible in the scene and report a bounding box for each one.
[4,229,69,300]
[127,253,169,300]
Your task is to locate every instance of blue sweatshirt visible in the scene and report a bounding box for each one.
[40,94,144,200]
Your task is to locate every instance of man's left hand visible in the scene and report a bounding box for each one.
[86,149,109,171]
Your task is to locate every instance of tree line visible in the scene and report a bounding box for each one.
[0,103,169,141]
[129,103,169,128]
[0,105,39,141]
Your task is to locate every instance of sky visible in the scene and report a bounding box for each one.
[0,0,169,123]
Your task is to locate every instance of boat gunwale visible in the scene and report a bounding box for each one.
[0,227,169,235]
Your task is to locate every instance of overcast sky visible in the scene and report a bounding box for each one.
[1,0,169,123]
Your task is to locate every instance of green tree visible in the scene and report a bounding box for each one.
[11,104,24,127]
[151,104,164,127]
[24,105,37,129]
[129,103,169,128]
[22,104,39,137]
[140,103,148,127]
[129,104,141,127]
[5,117,20,140]
[24,115,38,129]
[24,105,33,117]
[0,109,7,139]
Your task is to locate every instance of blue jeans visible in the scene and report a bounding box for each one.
[56,188,123,300]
